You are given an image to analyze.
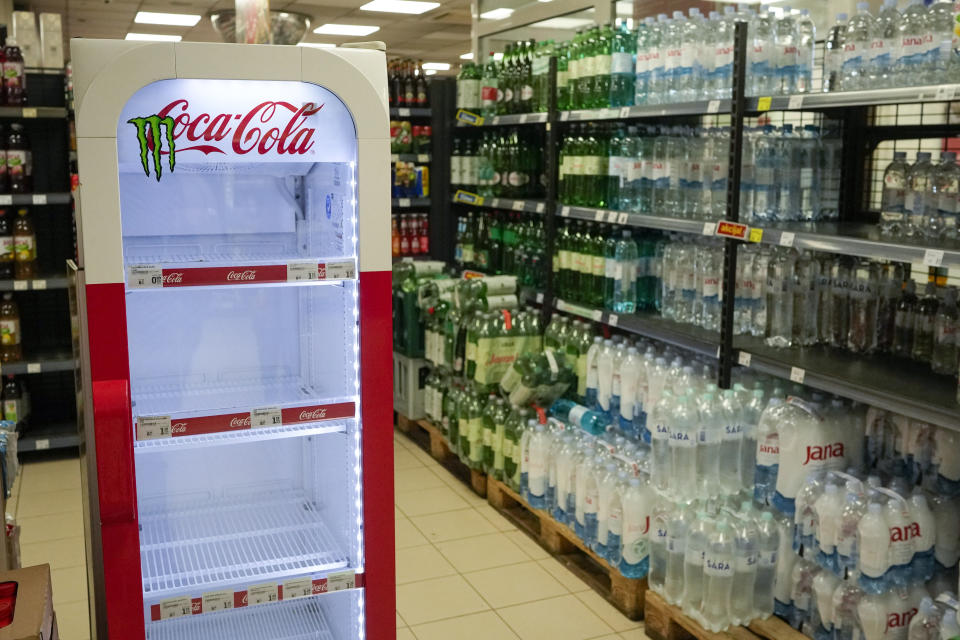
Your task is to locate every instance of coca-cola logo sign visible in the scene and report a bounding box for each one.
[227,270,258,281]
[171,422,188,434]
[299,408,328,421]
[163,272,183,284]
[229,416,252,428]
[127,99,323,181]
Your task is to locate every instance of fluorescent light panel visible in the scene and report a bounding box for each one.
[422,62,450,70]
[125,32,182,41]
[360,0,439,14]
[425,69,438,75]
[531,16,593,28]
[460,52,473,60]
[479,8,514,20]
[314,23,381,35]
[298,42,336,48]
[134,11,201,26]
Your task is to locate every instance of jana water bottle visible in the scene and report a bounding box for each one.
[749,8,775,96]
[812,569,840,639]
[796,10,816,93]
[857,501,891,594]
[813,482,844,574]
[635,17,655,106]
[895,0,931,86]
[681,512,711,620]
[619,476,651,578]
[907,491,935,582]
[868,0,900,88]
[754,511,780,619]
[928,0,957,82]
[823,14,847,92]
[842,3,873,92]
[740,389,764,490]
[773,9,799,95]
[647,15,669,106]
[701,519,735,632]
[526,420,548,509]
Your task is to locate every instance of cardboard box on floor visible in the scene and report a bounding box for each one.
[0,564,58,640]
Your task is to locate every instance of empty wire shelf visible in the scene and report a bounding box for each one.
[146,597,336,640]
[140,490,349,597]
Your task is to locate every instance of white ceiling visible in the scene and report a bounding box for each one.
[29,0,472,65]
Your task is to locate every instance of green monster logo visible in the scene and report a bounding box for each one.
[127,115,176,181]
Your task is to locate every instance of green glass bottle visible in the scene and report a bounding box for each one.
[576,222,593,303]
[556,43,570,111]
[519,40,534,113]
[567,31,583,110]
[462,211,476,268]
[481,393,497,473]
[488,211,503,274]
[492,398,509,480]
[480,51,500,119]
[593,25,614,108]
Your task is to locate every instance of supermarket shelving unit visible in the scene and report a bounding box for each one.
[448,25,960,430]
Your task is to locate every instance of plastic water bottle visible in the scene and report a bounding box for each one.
[773,8,799,95]
[749,8,775,96]
[868,0,900,88]
[605,471,626,565]
[594,462,619,556]
[928,0,957,81]
[527,421,548,509]
[813,482,844,573]
[858,501,891,594]
[824,14,847,92]
[677,9,699,102]
[701,520,735,632]
[740,389,763,491]
[596,339,614,413]
[620,476,651,578]
[712,7,736,99]
[895,0,931,86]
[773,513,796,619]
[718,390,744,495]
[650,389,672,493]
[635,17,655,105]
[858,591,890,640]
[613,230,638,314]
[908,491,935,582]
[755,397,784,506]
[681,512,711,619]
[832,581,865,640]
[618,347,642,437]
[933,152,960,241]
[788,558,818,631]
[812,570,840,639]
[584,336,602,410]
[836,480,867,575]
[880,151,909,236]
[906,152,934,237]
[796,10,816,93]
[647,15,669,106]
[608,344,626,422]
[670,395,699,502]
[752,125,778,222]
[731,506,759,625]
[754,511,780,619]
[908,597,944,640]
[581,455,602,546]
[664,508,688,604]
[843,3,873,91]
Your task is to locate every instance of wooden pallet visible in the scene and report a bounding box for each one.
[394,412,487,497]
[486,475,647,620]
[748,615,808,640]
[644,591,758,640]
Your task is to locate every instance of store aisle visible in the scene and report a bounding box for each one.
[8,451,89,640]
[393,430,649,640]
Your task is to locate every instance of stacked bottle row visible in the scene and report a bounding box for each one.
[453,210,546,289]
[823,0,960,94]
[744,247,960,380]
[880,150,960,244]
[451,129,545,200]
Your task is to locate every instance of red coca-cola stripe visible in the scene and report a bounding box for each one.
[161,265,288,287]
[281,402,356,424]
[169,412,251,438]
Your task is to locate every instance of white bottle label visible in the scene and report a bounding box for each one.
[704,555,734,577]
[611,52,632,74]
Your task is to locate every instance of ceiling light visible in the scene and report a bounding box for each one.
[480,8,514,20]
[125,33,182,41]
[422,62,450,70]
[531,16,593,29]
[460,52,473,60]
[314,23,381,36]
[134,11,201,26]
[298,42,336,48]
[425,69,437,75]
[360,0,439,14]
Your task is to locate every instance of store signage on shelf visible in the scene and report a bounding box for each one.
[135,401,355,440]
[455,109,484,126]
[714,221,750,240]
[453,190,484,206]
[126,261,356,288]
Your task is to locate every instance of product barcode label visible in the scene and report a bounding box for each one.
[137,415,172,440]
[779,231,795,248]
[606,210,618,223]
[32,194,46,205]
[560,206,570,217]
[26,363,40,373]
[707,100,720,113]
[490,199,502,208]
[287,262,319,282]
[398,108,411,117]
[327,570,356,592]
[202,590,233,612]
[591,309,603,322]
[32,279,45,290]
[788,95,804,110]
[250,406,282,428]
[619,106,631,118]
[127,264,163,289]
[560,111,570,121]
[34,439,49,450]
[594,210,605,222]
[21,108,37,119]
[935,86,957,101]
[512,200,525,211]
[323,261,356,280]
[738,351,752,367]
[398,198,411,207]
[789,366,805,384]
[608,313,618,327]
[282,577,314,600]
[416,154,430,163]
[0,196,11,206]
[160,596,193,620]
[702,222,717,236]
[923,249,945,267]
[12,281,25,291]
[535,292,544,304]
[536,202,545,213]
[617,212,628,225]
[247,583,279,606]
[518,114,528,123]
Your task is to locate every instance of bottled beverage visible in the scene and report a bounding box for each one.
[730,505,759,626]
[0,293,20,363]
[868,0,900,88]
[456,62,481,111]
[928,0,957,81]
[526,420,548,509]
[647,16,668,106]
[750,8,775,96]
[669,395,698,502]
[718,389,744,495]
[609,21,635,108]
[857,501,891,593]
[612,230,638,313]
[796,10,816,93]
[895,0,931,85]
[480,52,500,119]
[2,40,25,107]
[663,508,688,604]
[931,287,959,375]
[911,283,939,363]
[754,511,780,619]
[774,9,799,95]
[842,3,873,91]
[932,152,960,240]
[0,209,11,280]
[7,124,30,195]
[880,152,909,236]
[892,280,918,358]
[906,152,934,237]
[823,14,848,92]
[1,375,19,422]
[12,208,34,280]
[634,18,655,105]
[620,476,652,578]
[700,520,734,632]
[681,512,711,618]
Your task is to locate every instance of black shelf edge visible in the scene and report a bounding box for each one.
[391,153,431,163]
[560,204,714,236]
[554,298,720,359]
[392,197,430,208]
[0,193,72,206]
[561,99,730,122]
[745,83,960,113]
[456,112,548,126]
[0,276,69,291]
[18,421,79,452]
[390,107,431,117]
[451,193,546,213]
[0,106,68,119]
[2,353,76,375]
[736,338,960,430]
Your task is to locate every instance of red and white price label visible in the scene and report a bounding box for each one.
[127,264,163,289]
[159,596,193,620]
[137,415,172,440]
[201,590,234,613]
[250,406,282,428]
[247,583,279,606]
[287,262,319,282]
[326,570,356,592]
[322,260,356,281]
[282,577,314,600]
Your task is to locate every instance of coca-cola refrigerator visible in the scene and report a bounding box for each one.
[68,39,395,640]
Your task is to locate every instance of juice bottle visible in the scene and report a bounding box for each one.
[12,208,35,280]
[0,209,12,279]
[0,293,20,362]
[1,40,24,106]
[6,124,30,194]
[1,375,20,422]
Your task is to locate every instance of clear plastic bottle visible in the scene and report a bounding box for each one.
[868,0,900,88]
[620,475,652,578]
[927,0,957,82]
[857,501,891,594]
[695,391,723,500]
[681,512,712,620]
[823,14,848,92]
[701,519,735,632]
[634,17,656,106]
[647,15,669,106]
[649,389,673,494]
[905,152,934,238]
[880,151,909,237]
[933,151,960,241]
[718,389,744,495]
[648,499,670,593]
[749,8,775,96]
[796,9,816,93]
[613,230,638,313]
[526,420,549,509]
[765,248,796,348]
[670,394,699,502]
[842,3,874,91]
[731,506,759,625]
[773,9,799,95]
[753,511,780,619]
[712,8,737,100]
[895,0,932,86]
[664,507,688,604]
[931,286,959,375]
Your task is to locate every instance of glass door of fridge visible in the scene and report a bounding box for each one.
[115,79,364,638]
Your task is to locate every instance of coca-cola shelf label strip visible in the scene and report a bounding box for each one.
[135,401,355,440]
[126,261,357,289]
[149,571,362,621]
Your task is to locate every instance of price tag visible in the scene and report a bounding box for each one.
[748,228,763,243]
[32,438,50,450]
[788,95,804,110]
[137,415,172,440]
[789,366,805,384]
[32,279,45,290]
[127,264,163,289]
[619,107,631,118]
[159,596,192,620]
[594,210,605,222]
[519,114,528,124]
[247,583,279,606]
[202,590,234,612]
[923,249,945,267]
[608,313,618,327]
[617,212,628,225]
[590,309,603,322]
[560,111,570,121]
[702,222,717,236]
[398,108,411,117]
[606,210,618,223]
[26,363,40,374]
[282,577,314,600]
[935,86,956,101]
[536,202,545,213]
[757,96,772,111]
[603,108,617,119]
[560,206,570,217]
[512,200,525,211]
[738,351,752,367]
[323,260,356,280]
[490,198,502,208]
[32,194,46,205]
[416,154,430,163]
[13,281,26,291]
[287,262,319,282]
[0,195,12,206]
[21,107,37,119]
[398,198,411,208]
[327,570,356,592]
[779,231,795,248]
[390,154,399,162]
[535,292,544,304]
[707,100,720,113]
[250,406,282,428]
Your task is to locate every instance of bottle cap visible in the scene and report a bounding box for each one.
[857,2,869,10]
[838,13,848,20]
[672,10,684,19]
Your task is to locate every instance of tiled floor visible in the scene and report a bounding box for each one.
[393,430,650,640]
[6,439,649,640]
